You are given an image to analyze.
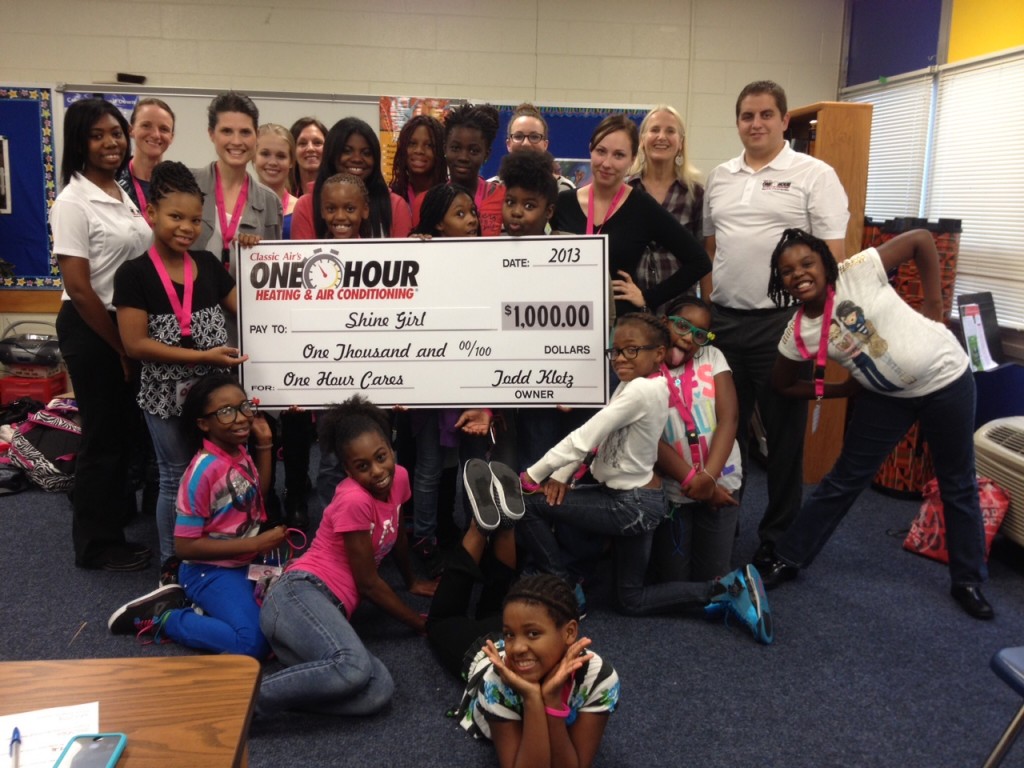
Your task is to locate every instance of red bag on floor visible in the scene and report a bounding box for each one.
[903,476,1010,563]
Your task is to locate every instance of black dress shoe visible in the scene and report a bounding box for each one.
[760,558,800,590]
[951,584,995,620]
[752,541,776,571]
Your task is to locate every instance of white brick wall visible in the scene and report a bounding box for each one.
[2,0,845,172]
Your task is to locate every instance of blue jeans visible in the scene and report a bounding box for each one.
[411,413,488,540]
[651,499,739,583]
[144,411,193,563]
[257,571,394,717]
[776,368,988,586]
[163,562,269,658]
[516,484,714,614]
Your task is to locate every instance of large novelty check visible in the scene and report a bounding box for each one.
[236,236,609,408]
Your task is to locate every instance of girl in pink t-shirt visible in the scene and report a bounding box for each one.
[255,395,436,717]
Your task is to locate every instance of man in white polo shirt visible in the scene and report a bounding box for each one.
[702,80,849,568]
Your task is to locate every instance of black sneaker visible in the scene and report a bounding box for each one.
[464,459,501,531]
[108,584,186,634]
[126,541,153,558]
[488,461,525,527]
[79,545,151,572]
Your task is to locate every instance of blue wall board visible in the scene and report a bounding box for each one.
[0,87,58,289]
[846,0,942,86]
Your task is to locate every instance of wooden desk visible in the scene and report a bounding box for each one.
[0,655,260,768]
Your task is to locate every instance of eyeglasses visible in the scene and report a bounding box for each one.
[668,316,715,346]
[605,345,661,361]
[202,400,255,424]
[509,132,546,145]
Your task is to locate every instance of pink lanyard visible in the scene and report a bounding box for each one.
[147,247,194,339]
[281,190,292,213]
[656,362,704,470]
[215,165,250,257]
[586,184,627,235]
[792,286,836,400]
[129,160,150,224]
[202,439,265,518]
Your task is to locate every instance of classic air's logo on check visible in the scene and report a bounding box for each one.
[249,247,419,301]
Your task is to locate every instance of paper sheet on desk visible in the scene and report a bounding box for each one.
[0,702,99,768]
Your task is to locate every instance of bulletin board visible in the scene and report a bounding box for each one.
[0,86,57,289]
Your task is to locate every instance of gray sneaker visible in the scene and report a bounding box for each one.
[108,584,186,635]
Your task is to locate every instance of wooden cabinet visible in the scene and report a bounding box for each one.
[785,101,872,482]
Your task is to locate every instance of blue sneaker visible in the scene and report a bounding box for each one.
[574,582,588,621]
[706,566,774,645]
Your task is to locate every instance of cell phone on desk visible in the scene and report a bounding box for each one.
[52,733,127,768]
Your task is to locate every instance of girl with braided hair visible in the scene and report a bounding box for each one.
[426,502,619,767]
[760,228,993,619]
[443,103,505,236]
[256,395,436,716]
[113,160,244,576]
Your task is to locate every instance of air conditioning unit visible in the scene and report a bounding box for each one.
[975,416,1024,547]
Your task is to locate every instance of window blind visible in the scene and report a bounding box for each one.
[924,54,1024,330]
[845,78,932,220]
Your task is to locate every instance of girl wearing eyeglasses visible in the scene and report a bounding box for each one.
[113,161,249,581]
[516,313,772,644]
[653,297,743,591]
[108,374,287,655]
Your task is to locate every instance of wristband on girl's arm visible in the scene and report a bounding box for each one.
[520,471,542,493]
[544,703,571,718]
[683,466,699,486]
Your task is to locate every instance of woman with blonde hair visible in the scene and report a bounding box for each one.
[253,123,298,239]
[628,105,705,311]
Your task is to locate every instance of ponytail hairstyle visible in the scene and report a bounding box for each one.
[320,173,371,239]
[504,574,580,626]
[767,228,838,308]
[318,394,392,459]
[149,160,203,205]
[412,182,477,236]
[129,97,176,132]
[315,118,392,239]
[615,311,671,349]
[390,114,447,199]
[207,91,259,133]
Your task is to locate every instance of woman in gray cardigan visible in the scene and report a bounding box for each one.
[193,92,282,270]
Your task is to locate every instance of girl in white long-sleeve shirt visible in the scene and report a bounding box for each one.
[516,313,772,644]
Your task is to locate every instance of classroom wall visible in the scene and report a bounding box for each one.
[0,0,846,178]
[948,0,1024,62]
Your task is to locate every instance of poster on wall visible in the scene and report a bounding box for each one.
[62,91,138,123]
[379,96,453,186]
[0,87,58,289]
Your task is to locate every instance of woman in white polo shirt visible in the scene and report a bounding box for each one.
[52,98,154,572]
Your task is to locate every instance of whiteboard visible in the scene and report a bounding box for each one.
[55,83,379,173]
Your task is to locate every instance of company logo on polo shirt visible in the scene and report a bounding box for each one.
[761,180,792,192]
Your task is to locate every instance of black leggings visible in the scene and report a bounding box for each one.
[426,546,515,678]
